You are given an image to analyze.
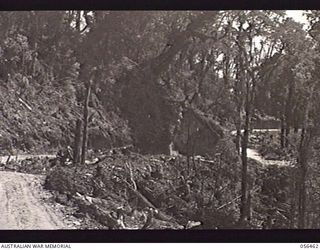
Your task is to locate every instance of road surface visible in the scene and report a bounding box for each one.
[231,128,292,167]
[230,128,281,135]
[0,171,75,229]
[246,148,291,167]
[0,154,55,164]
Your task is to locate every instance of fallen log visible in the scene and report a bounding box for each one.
[125,182,179,223]
[123,161,182,226]
[72,195,124,229]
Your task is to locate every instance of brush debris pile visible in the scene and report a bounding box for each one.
[44,148,241,229]
[1,157,53,175]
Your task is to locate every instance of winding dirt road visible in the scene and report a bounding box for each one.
[247,148,291,167]
[0,171,74,229]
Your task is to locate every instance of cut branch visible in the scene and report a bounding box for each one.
[18,98,32,111]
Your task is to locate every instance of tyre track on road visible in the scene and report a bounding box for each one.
[0,171,73,229]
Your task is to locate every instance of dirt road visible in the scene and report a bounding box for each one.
[247,148,291,167]
[231,129,292,167]
[0,171,75,229]
[0,154,55,164]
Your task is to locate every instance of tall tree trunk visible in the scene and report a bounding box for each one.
[236,127,241,155]
[280,114,285,148]
[289,167,298,228]
[293,106,299,133]
[234,65,242,155]
[285,126,290,148]
[297,128,310,229]
[240,121,249,223]
[297,83,314,228]
[284,82,294,147]
[73,119,82,165]
[240,89,250,223]
[235,20,257,225]
[298,157,307,228]
[81,81,92,165]
[235,98,242,154]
